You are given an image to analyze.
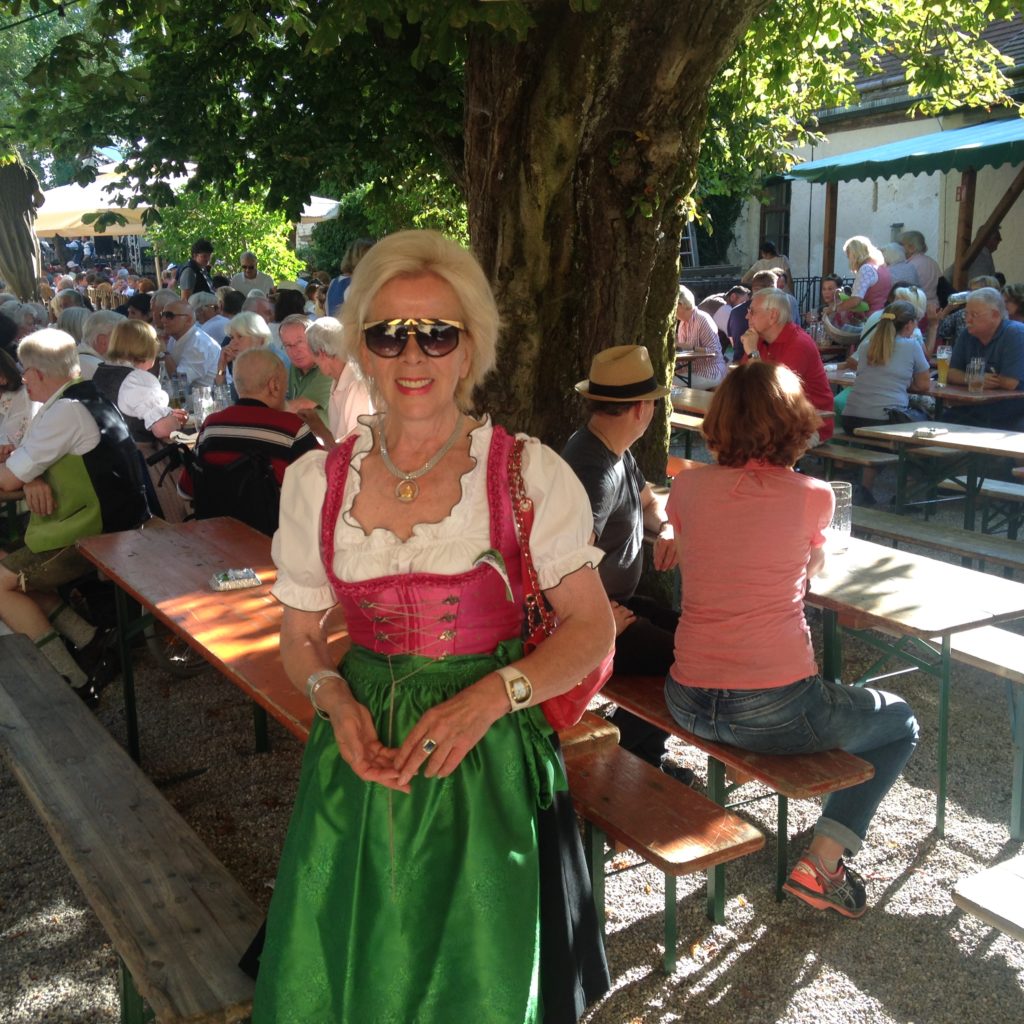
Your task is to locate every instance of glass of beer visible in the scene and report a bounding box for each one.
[935,345,952,387]
[967,357,986,394]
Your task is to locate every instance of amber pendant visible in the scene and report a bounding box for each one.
[396,478,419,502]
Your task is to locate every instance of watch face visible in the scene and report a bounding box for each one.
[509,676,531,705]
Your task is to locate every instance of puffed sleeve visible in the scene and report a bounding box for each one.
[270,449,337,611]
[519,437,604,591]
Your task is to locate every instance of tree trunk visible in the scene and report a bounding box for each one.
[465,0,767,476]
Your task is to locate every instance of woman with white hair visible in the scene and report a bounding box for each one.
[879,243,919,289]
[898,230,941,306]
[56,306,90,344]
[838,237,891,318]
[213,311,272,393]
[305,316,373,438]
[675,285,727,389]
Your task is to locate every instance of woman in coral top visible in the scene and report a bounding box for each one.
[663,361,918,919]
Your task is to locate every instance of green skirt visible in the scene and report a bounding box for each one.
[252,640,564,1024]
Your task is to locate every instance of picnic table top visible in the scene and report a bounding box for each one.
[826,368,1023,406]
[807,536,1024,638]
[78,518,348,741]
[853,421,1024,458]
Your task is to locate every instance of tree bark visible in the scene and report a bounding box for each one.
[465,0,768,474]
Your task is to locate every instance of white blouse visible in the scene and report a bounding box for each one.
[106,360,174,429]
[272,416,603,612]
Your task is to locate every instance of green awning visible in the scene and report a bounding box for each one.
[789,118,1024,184]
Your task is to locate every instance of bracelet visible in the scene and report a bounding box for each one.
[306,669,343,720]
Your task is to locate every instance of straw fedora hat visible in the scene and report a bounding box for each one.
[574,344,671,402]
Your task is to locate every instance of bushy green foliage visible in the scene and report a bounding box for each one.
[308,171,468,272]
[145,185,303,281]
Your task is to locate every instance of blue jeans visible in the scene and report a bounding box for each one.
[664,675,919,856]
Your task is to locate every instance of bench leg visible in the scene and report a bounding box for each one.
[821,609,843,684]
[119,957,154,1024]
[585,822,606,934]
[775,795,789,901]
[936,636,951,838]
[253,704,270,753]
[114,588,142,764]
[663,873,677,974]
[704,757,727,924]
[1010,682,1024,841]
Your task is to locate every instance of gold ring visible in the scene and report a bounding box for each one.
[422,738,437,754]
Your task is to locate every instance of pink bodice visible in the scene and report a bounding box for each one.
[319,427,526,658]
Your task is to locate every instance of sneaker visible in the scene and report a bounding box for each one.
[65,676,102,711]
[783,855,867,918]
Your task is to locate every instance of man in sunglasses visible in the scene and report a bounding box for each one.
[562,345,693,786]
[161,300,221,387]
[279,314,331,426]
[230,251,274,297]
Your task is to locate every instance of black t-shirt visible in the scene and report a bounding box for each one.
[561,426,645,602]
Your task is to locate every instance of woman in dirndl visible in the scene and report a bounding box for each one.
[252,230,614,1023]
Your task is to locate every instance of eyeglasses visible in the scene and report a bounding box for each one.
[159,311,187,320]
[362,318,463,359]
[241,264,256,271]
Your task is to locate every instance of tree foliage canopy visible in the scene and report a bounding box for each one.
[14,0,1023,222]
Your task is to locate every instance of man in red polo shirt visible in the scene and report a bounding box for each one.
[739,287,835,442]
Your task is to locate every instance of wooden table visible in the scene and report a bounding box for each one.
[827,368,1022,417]
[78,518,348,762]
[670,386,714,418]
[807,536,1024,835]
[853,421,1024,527]
[673,348,712,387]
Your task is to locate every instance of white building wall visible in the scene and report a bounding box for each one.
[737,111,1024,285]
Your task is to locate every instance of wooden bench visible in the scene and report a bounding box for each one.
[669,412,704,458]
[940,477,1024,537]
[0,634,262,1024]
[806,442,898,480]
[852,506,1024,577]
[564,744,763,973]
[953,855,1024,941]
[602,674,874,920]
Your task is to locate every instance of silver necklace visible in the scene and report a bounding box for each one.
[379,414,464,503]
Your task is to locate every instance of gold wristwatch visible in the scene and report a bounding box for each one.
[496,665,532,712]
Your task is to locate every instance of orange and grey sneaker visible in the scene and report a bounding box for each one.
[783,855,867,918]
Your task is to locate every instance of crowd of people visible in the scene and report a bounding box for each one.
[12,223,1020,1022]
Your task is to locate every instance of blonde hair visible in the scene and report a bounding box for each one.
[862,301,917,367]
[844,236,882,271]
[108,319,160,364]
[341,230,500,410]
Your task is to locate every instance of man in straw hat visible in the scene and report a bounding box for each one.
[562,344,694,785]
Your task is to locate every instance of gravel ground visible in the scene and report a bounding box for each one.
[1,456,1022,1023]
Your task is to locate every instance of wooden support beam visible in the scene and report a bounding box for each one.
[953,168,977,290]
[957,161,1024,280]
[822,181,838,276]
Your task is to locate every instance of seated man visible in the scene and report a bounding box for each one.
[160,298,221,386]
[947,287,1024,430]
[279,314,332,427]
[563,345,692,784]
[183,348,319,533]
[0,329,149,706]
[738,287,835,442]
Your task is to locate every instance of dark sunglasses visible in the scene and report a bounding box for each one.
[362,318,464,358]
[241,264,256,270]
[159,310,187,320]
